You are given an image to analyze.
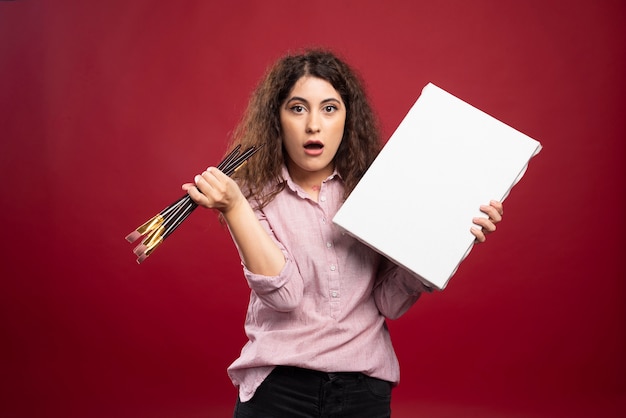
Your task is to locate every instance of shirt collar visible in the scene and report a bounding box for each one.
[281,164,342,196]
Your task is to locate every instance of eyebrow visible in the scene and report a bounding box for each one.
[285,96,343,106]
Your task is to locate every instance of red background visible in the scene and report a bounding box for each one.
[1,1,625,417]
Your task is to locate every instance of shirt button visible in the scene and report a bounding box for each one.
[322,218,327,224]
[320,195,327,202]
[326,242,332,248]
[331,291,338,298]
[330,264,336,271]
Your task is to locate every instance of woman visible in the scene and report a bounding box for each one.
[183,49,503,417]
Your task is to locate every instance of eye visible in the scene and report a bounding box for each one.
[323,105,338,113]
[290,105,305,113]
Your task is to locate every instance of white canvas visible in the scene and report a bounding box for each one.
[332,83,542,290]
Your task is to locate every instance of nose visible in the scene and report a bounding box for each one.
[306,111,321,133]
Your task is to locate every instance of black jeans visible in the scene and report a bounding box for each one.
[233,366,392,418]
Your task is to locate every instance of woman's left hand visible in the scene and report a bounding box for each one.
[471,200,504,243]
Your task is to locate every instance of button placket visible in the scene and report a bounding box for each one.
[316,182,341,317]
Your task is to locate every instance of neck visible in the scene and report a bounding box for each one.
[286,162,333,191]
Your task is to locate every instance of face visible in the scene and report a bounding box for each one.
[280,76,346,185]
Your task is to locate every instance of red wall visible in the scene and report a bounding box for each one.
[1,1,624,417]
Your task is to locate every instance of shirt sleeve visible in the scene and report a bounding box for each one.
[242,256,304,312]
[237,206,304,312]
[373,257,433,319]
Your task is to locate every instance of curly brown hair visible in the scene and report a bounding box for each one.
[227,48,382,209]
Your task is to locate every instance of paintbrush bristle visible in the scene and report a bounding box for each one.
[125,231,142,243]
[133,244,147,256]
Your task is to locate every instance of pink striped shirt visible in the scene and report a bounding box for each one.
[227,166,429,402]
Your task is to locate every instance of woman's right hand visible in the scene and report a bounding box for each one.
[182,167,245,214]
[183,167,285,277]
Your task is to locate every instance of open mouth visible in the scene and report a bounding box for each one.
[304,141,323,150]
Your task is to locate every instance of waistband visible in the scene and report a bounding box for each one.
[274,365,375,382]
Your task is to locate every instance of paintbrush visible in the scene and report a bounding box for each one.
[126,144,263,263]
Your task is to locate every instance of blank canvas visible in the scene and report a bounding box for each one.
[333,83,542,290]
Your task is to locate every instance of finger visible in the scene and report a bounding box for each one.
[205,166,225,177]
[471,227,486,243]
[473,216,496,234]
[203,167,232,189]
[201,170,233,201]
[490,200,504,216]
[194,174,210,193]
[180,174,214,207]
[480,204,502,224]
[185,183,208,206]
